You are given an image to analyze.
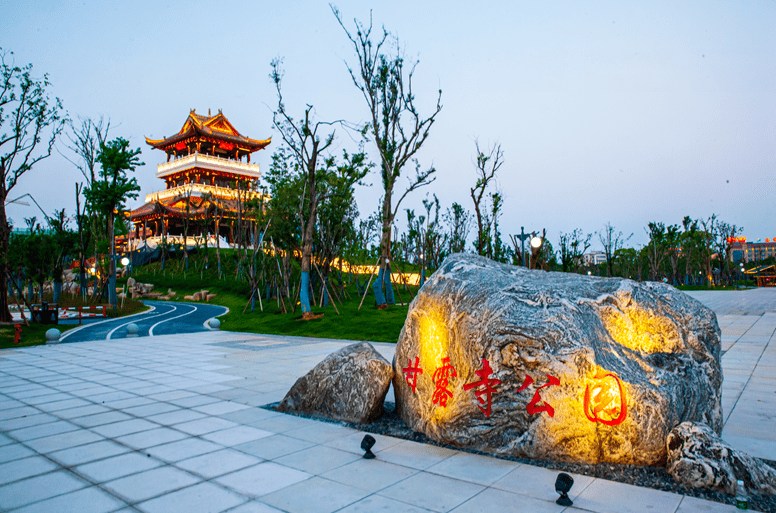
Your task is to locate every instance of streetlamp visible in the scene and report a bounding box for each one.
[529,235,543,269]
[513,227,531,267]
[419,252,425,287]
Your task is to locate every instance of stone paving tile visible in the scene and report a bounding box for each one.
[8,484,127,513]
[8,420,81,441]
[215,462,310,497]
[71,411,133,428]
[174,416,238,436]
[104,466,201,503]
[321,458,418,493]
[0,412,58,431]
[147,409,207,426]
[274,445,361,475]
[201,425,273,446]
[261,476,369,513]
[49,440,131,466]
[76,452,163,482]
[176,448,263,479]
[137,481,246,513]
[425,452,518,486]
[572,478,683,513]
[0,455,59,485]
[492,464,594,500]
[145,437,224,462]
[377,471,485,513]
[123,402,181,418]
[449,487,560,513]
[116,426,189,450]
[233,434,316,460]
[167,394,221,408]
[91,418,159,438]
[0,470,89,510]
[193,400,251,416]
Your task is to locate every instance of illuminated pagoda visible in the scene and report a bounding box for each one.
[129,109,270,246]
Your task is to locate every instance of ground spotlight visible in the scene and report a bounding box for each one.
[361,434,376,459]
[555,472,574,506]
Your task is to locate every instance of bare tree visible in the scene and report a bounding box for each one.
[334,6,442,307]
[62,117,111,295]
[1,49,64,322]
[271,58,368,318]
[470,140,503,257]
[598,223,632,277]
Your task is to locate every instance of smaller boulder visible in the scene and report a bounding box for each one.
[667,421,776,495]
[206,293,216,302]
[127,277,136,288]
[278,342,394,424]
[184,295,196,301]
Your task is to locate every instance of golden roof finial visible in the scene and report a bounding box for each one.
[208,108,211,117]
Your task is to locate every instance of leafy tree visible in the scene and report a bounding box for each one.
[270,58,369,318]
[334,7,442,307]
[85,137,142,307]
[0,49,64,321]
[444,202,471,255]
[557,229,591,273]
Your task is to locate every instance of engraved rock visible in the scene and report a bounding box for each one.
[393,253,722,465]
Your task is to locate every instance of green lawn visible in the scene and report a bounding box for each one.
[128,256,414,343]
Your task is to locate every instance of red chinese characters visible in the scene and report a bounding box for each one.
[402,356,423,394]
[432,357,457,407]
[583,371,627,426]
[463,359,501,417]
[517,374,560,417]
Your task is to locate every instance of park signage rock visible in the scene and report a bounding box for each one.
[278,342,394,424]
[666,421,776,495]
[393,253,723,465]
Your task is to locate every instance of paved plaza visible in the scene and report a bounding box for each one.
[0,290,774,512]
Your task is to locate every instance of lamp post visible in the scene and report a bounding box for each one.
[419,252,425,287]
[513,227,532,267]
[530,235,543,269]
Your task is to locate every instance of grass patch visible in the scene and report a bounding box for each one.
[130,255,415,343]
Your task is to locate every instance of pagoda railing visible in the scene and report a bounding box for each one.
[145,183,264,204]
[156,152,261,179]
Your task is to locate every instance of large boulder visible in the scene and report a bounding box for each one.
[278,342,394,424]
[667,421,776,494]
[393,253,722,465]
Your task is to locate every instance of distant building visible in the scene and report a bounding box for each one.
[728,237,776,263]
[129,109,270,246]
[583,251,607,266]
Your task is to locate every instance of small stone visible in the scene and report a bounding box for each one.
[208,318,221,330]
[126,323,139,338]
[667,421,776,495]
[45,328,61,343]
[278,342,394,424]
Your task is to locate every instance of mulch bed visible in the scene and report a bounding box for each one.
[264,402,776,513]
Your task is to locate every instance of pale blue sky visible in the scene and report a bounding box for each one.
[3,0,774,249]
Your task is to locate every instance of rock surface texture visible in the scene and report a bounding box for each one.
[278,342,394,424]
[393,253,722,465]
[667,421,776,495]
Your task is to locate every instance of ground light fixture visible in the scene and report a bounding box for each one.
[530,236,543,249]
[555,472,574,506]
[361,435,376,459]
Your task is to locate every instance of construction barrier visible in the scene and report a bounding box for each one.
[59,305,108,325]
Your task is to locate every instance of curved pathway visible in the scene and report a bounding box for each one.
[59,301,228,343]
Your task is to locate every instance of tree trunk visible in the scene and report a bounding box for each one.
[0,186,11,322]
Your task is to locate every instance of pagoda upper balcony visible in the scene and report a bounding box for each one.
[145,183,265,204]
[155,153,261,180]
